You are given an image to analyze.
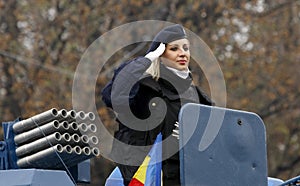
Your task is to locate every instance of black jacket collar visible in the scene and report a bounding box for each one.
[158,63,193,94]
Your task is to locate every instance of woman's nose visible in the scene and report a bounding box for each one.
[178,48,187,56]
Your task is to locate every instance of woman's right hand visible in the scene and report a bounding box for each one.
[145,43,165,62]
[172,121,180,140]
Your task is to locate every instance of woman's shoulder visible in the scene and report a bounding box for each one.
[139,75,161,92]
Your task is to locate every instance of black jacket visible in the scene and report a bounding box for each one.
[101,57,213,184]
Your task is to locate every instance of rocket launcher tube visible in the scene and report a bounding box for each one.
[80,134,89,145]
[61,133,71,142]
[87,123,97,133]
[89,135,99,146]
[92,147,100,156]
[71,147,100,165]
[70,122,79,131]
[70,133,81,145]
[82,146,91,156]
[14,120,69,145]
[67,122,80,134]
[75,111,95,122]
[13,108,59,134]
[78,123,88,133]
[65,110,76,122]
[15,132,62,158]
[16,144,67,168]
[63,146,97,168]
[85,112,95,121]
[17,144,100,169]
[75,111,85,121]
[57,146,82,168]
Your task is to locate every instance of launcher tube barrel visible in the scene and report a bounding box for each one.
[75,111,85,121]
[15,132,62,158]
[13,108,58,134]
[14,120,69,145]
[66,110,76,122]
[17,144,87,169]
[70,133,80,144]
[17,144,66,168]
[63,146,91,168]
[75,111,95,122]
[80,134,89,145]
[78,123,88,133]
[65,122,80,134]
[89,135,99,146]
[87,123,97,133]
[69,147,100,166]
[85,112,95,121]
[61,133,71,142]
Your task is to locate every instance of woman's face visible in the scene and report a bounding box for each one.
[160,38,190,71]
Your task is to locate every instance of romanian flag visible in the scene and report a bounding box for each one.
[129,133,162,186]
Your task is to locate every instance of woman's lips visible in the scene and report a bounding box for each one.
[177,60,187,65]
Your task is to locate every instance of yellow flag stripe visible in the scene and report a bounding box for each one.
[133,155,151,183]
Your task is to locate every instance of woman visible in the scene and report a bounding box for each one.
[102,24,213,185]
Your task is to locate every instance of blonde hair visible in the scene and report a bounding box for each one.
[145,58,160,81]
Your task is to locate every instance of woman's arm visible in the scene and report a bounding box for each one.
[110,57,152,109]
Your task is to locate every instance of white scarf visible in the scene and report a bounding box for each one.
[166,66,190,79]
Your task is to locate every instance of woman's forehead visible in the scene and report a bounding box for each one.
[168,38,189,46]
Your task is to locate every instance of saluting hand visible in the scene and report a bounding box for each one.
[145,43,165,62]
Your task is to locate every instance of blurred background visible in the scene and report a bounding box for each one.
[0,0,299,185]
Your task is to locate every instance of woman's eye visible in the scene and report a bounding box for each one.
[170,47,178,51]
[183,45,189,51]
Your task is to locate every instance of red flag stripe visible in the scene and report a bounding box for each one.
[129,178,144,186]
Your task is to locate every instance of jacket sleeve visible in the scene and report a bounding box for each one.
[196,86,215,106]
[109,57,152,111]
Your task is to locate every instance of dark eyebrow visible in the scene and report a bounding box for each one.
[167,44,179,47]
[169,43,189,46]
